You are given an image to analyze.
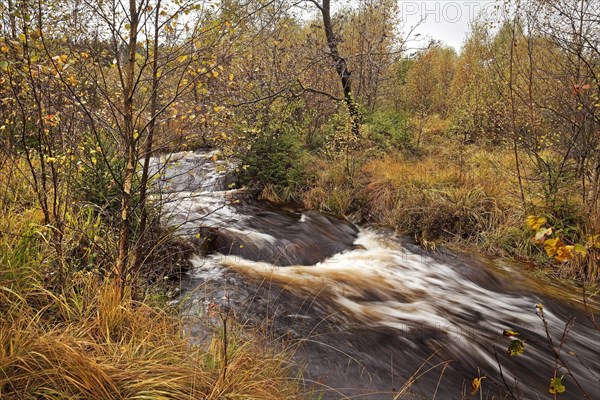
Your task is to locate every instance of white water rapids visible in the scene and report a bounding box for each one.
[152,150,600,399]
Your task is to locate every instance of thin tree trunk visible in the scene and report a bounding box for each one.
[7,0,17,38]
[116,0,139,289]
[133,0,162,280]
[316,0,361,136]
[508,20,526,210]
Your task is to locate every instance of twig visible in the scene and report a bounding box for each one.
[221,311,228,381]
[537,308,593,400]
[493,345,519,400]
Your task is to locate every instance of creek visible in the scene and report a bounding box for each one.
[151,150,599,399]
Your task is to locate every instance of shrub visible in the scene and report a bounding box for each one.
[240,104,308,196]
[364,110,411,151]
[72,131,123,213]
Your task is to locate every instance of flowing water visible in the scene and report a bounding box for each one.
[152,150,600,399]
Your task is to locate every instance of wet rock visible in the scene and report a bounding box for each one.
[211,204,358,266]
[191,226,219,255]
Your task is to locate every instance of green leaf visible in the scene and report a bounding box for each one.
[573,244,587,257]
[0,60,7,70]
[549,377,566,394]
[507,339,525,356]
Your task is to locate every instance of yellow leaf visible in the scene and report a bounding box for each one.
[91,157,97,165]
[526,215,547,231]
[212,70,219,78]
[507,339,525,356]
[471,377,485,395]
[535,303,544,313]
[543,237,561,257]
[178,54,188,63]
[555,245,573,263]
[133,131,139,139]
[548,377,566,394]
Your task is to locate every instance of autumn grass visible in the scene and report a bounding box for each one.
[0,279,301,399]
[302,138,527,245]
[298,126,598,285]
[0,179,303,399]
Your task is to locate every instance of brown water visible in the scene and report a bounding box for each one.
[154,150,600,399]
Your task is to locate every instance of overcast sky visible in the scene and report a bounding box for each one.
[398,0,499,52]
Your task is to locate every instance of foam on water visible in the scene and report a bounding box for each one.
[221,229,541,335]
[202,228,599,397]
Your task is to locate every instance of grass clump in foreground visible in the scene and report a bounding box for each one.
[0,206,303,399]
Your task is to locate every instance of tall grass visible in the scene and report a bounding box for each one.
[358,152,515,243]
[303,142,525,246]
[0,278,301,399]
[0,172,303,399]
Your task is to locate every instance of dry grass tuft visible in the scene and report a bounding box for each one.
[0,275,302,399]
